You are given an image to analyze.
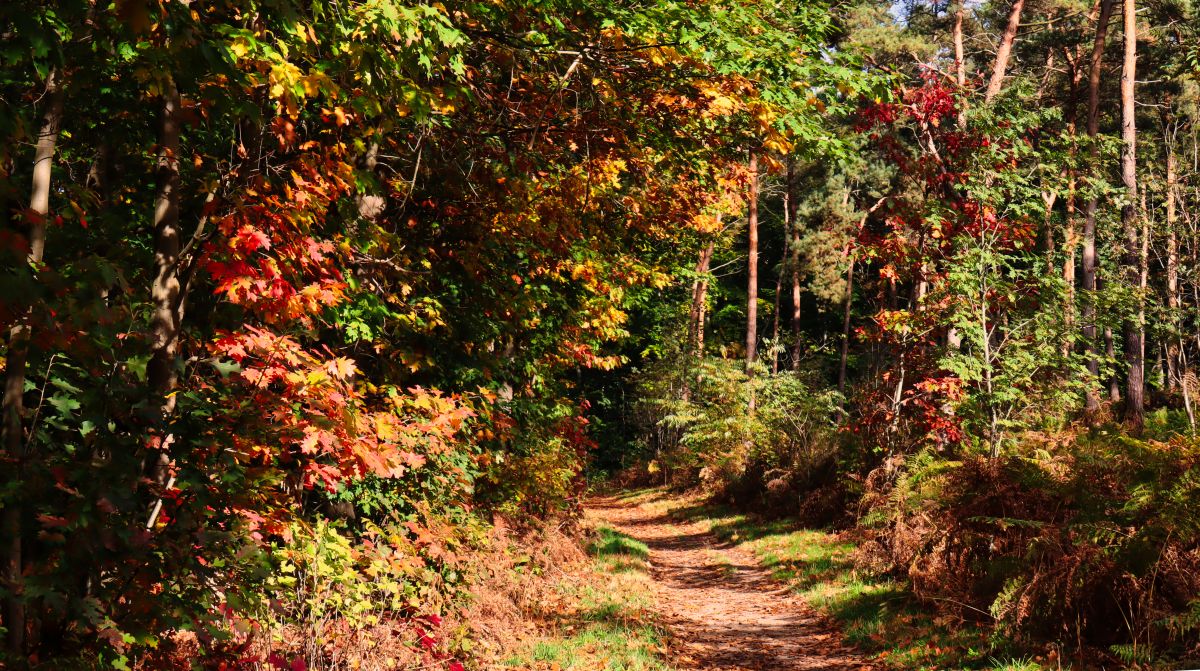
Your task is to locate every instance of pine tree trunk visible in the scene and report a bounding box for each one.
[954,2,966,87]
[985,0,1027,102]
[696,275,710,362]
[954,1,967,125]
[746,153,759,371]
[746,153,760,413]
[1082,0,1117,412]
[1165,136,1180,389]
[1140,191,1150,383]
[1119,0,1143,427]
[2,68,64,660]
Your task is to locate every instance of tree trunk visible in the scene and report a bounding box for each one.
[837,201,885,403]
[980,255,999,456]
[1182,347,1196,432]
[146,77,183,507]
[1042,190,1059,268]
[1082,0,1117,412]
[985,0,1027,102]
[2,68,64,661]
[696,273,710,363]
[838,255,856,403]
[771,272,782,374]
[1107,326,1121,402]
[1061,24,1092,357]
[746,152,759,371]
[689,242,715,355]
[1063,173,1078,353]
[684,239,715,402]
[914,261,930,309]
[1036,47,1058,102]
[1119,0,1143,427]
[954,1,967,125]
[1140,190,1150,383]
[787,160,802,370]
[1165,133,1180,389]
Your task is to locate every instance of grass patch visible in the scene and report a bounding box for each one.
[609,487,668,505]
[589,526,651,563]
[651,489,1050,671]
[501,525,674,670]
[509,617,671,671]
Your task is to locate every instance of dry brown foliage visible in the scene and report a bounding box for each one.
[856,436,1200,663]
[463,515,588,663]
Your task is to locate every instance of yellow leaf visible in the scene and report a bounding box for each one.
[230,37,251,59]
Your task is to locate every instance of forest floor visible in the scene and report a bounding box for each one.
[495,486,1051,670]
[535,488,1052,671]
[583,490,873,671]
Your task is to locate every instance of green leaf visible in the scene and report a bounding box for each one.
[209,359,242,378]
[125,356,150,382]
[48,393,81,417]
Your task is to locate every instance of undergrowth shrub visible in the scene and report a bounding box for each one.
[462,515,588,661]
[237,517,480,671]
[859,433,1200,664]
[477,398,591,516]
[132,512,482,671]
[633,355,841,516]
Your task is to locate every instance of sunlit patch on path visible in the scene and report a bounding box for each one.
[586,494,874,671]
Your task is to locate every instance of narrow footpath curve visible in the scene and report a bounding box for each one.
[585,494,874,671]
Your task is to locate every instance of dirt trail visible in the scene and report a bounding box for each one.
[585,494,873,671]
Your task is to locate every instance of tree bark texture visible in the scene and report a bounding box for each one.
[146,77,183,498]
[745,152,759,371]
[985,0,1026,102]
[1119,0,1143,427]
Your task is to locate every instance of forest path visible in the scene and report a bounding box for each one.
[584,493,874,671]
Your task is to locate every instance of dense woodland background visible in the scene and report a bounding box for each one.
[3,0,1200,668]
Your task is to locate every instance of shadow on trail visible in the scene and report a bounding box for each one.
[586,494,872,671]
